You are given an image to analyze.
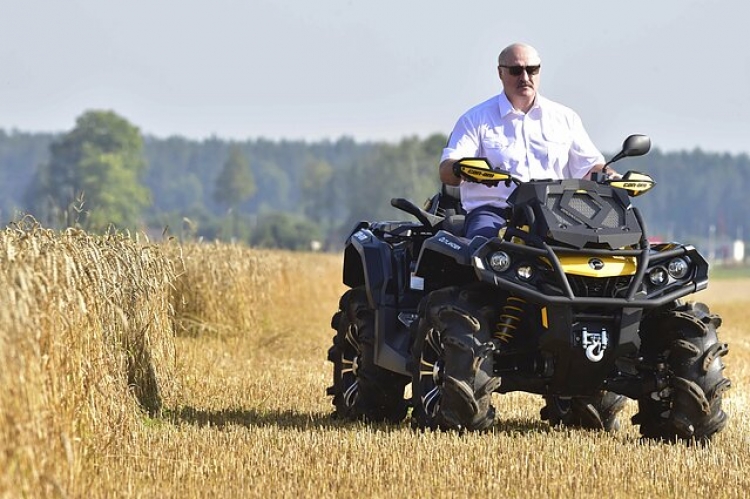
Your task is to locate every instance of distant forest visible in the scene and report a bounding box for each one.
[1,125,748,254]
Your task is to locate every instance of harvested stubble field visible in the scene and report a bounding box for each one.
[1,227,749,498]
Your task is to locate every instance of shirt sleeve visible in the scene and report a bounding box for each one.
[440,114,481,163]
[566,112,605,178]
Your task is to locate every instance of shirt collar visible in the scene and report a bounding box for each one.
[498,92,543,117]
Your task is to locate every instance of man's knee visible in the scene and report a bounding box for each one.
[466,224,504,239]
[465,208,506,239]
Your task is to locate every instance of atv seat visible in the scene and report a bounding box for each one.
[438,184,465,236]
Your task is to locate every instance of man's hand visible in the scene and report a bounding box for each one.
[452,161,465,180]
[606,170,623,180]
[440,159,461,186]
[587,163,620,180]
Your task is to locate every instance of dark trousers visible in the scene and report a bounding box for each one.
[465,206,507,239]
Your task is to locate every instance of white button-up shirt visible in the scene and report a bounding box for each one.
[441,92,604,213]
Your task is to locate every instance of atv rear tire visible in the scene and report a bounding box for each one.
[633,302,730,442]
[540,392,627,431]
[327,287,409,423]
[411,285,500,431]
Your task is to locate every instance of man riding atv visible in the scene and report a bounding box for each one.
[440,42,614,239]
[438,42,626,430]
[327,42,730,443]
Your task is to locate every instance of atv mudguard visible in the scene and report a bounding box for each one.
[413,230,489,292]
[341,224,418,376]
[342,224,394,308]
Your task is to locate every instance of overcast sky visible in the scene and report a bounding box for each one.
[1,0,748,154]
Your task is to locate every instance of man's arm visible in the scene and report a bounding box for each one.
[439,159,461,186]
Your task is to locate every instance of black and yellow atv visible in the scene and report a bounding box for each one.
[328,135,730,442]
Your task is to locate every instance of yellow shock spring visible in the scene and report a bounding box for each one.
[493,296,527,344]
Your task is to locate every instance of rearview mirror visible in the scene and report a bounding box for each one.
[620,134,651,158]
[604,134,651,168]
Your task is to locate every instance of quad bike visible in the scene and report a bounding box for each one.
[327,134,730,442]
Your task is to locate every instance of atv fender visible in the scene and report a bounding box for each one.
[342,227,395,308]
[342,227,415,377]
[413,230,488,291]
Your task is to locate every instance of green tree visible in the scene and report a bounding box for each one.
[213,145,256,239]
[341,137,442,234]
[300,158,334,224]
[213,145,256,207]
[25,110,149,230]
[250,211,321,250]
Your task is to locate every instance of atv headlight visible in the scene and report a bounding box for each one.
[648,267,668,286]
[667,257,690,279]
[517,265,534,281]
[489,251,511,273]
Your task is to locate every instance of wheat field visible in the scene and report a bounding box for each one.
[1,227,748,498]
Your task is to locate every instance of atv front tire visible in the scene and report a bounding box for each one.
[327,287,409,423]
[633,302,730,442]
[540,392,627,431]
[411,285,500,431]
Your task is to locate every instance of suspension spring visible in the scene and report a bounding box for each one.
[493,296,527,344]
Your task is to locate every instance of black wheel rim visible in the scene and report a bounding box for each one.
[340,322,361,409]
[418,326,444,419]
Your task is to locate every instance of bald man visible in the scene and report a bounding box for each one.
[440,43,609,239]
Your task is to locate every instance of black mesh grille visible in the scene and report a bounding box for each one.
[568,194,599,218]
[601,207,623,228]
[546,197,578,226]
[546,193,625,229]
[566,275,633,298]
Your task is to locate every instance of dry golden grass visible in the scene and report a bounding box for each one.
[0,224,177,497]
[2,232,749,498]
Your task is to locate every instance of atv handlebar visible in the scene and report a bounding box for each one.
[453,134,655,194]
[390,197,443,228]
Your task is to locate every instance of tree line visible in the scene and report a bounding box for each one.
[1,110,748,251]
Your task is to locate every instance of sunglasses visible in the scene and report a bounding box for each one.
[499,64,541,76]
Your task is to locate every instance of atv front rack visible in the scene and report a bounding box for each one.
[472,235,708,308]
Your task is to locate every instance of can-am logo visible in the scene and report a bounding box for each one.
[465,167,496,179]
[622,182,650,189]
[588,258,605,270]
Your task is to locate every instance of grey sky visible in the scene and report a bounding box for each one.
[1,0,748,154]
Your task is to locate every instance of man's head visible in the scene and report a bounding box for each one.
[497,43,541,112]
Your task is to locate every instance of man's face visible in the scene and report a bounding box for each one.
[498,47,541,105]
